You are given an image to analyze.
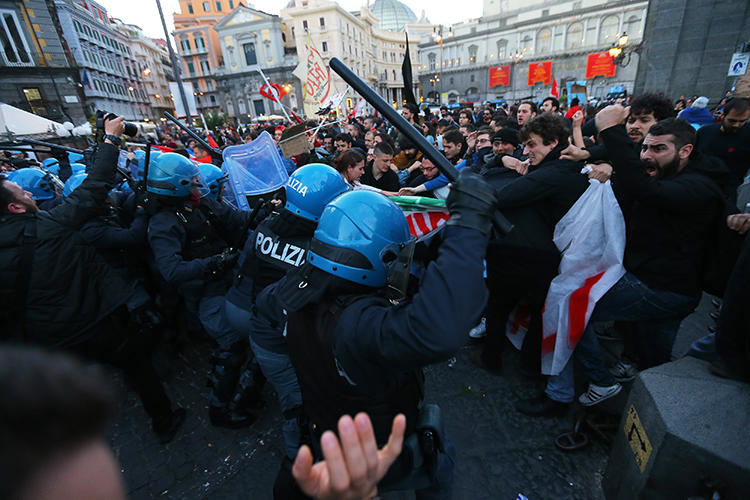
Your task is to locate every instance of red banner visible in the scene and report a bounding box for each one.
[528,61,553,86]
[489,66,510,87]
[585,52,616,79]
[260,82,287,102]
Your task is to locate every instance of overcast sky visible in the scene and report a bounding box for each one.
[99,0,483,40]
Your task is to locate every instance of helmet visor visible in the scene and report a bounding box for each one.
[383,237,416,300]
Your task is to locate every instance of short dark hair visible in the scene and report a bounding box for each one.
[724,97,750,116]
[461,122,476,133]
[335,133,353,145]
[518,113,570,147]
[374,131,394,148]
[0,175,15,215]
[442,129,466,147]
[0,346,115,500]
[630,93,674,121]
[333,148,365,173]
[571,97,580,107]
[648,118,696,150]
[403,102,418,115]
[373,141,394,156]
[543,97,560,110]
[459,109,473,119]
[519,101,538,114]
[476,126,494,139]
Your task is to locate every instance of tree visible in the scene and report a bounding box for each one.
[204,110,227,131]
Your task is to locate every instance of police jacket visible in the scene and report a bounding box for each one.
[260,225,489,445]
[0,143,134,346]
[601,124,729,296]
[225,209,316,353]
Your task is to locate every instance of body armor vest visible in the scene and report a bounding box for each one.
[287,294,423,445]
[176,204,228,261]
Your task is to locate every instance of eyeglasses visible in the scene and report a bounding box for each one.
[477,138,491,144]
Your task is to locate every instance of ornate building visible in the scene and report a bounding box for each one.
[212,5,301,121]
[280,0,431,112]
[418,0,648,104]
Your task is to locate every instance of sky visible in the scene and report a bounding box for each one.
[99,0,483,40]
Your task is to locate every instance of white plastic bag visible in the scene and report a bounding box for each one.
[541,178,626,375]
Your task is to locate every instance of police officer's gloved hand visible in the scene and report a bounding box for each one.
[207,248,240,277]
[131,303,163,330]
[445,170,497,236]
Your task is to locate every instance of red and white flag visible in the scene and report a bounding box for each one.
[390,196,449,242]
[541,178,626,375]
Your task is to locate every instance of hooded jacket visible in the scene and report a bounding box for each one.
[600,124,730,296]
[0,143,134,346]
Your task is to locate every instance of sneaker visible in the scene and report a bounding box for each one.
[609,361,638,382]
[468,317,487,339]
[516,393,570,417]
[578,383,622,406]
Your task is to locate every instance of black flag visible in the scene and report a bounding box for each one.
[401,33,418,108]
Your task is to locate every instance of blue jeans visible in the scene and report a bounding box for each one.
[546,272,699,403]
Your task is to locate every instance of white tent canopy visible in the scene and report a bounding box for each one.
[0,102,67,138]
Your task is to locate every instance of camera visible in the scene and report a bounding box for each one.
[96,110,138,137]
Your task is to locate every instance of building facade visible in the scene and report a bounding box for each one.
[212,5,300,121]
[418,0,648,105]
[280,0,430,112]
[172,0,244,114]
[112,21,175,119]
[634,0,750,103]
[55,0,150,120]
[0,0,87,125]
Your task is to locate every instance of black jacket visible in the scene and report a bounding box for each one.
[0,143,134,346]
[601,125,730,296]
[492,145,588,255]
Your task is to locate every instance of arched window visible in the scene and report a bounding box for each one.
[468,44,478,64]
[521,35,533,53]
[599,15,619,45]
[537,28,552,53]
[624,13,642,37]
[566,22,584,50]
[496,39,507,59]
[392,69,396,81]
[428,53,436,70]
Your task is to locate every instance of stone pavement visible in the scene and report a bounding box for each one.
[108,296,715,500]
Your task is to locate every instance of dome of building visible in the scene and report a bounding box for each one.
[370,0,417,32]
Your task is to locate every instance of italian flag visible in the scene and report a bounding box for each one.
[389,196,449,242]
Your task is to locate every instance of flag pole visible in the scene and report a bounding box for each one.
[255,67,292,123]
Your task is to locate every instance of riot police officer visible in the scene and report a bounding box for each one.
[7,168,63,211]
[257,170,497,498]
[223,163,348,497]
[146,152,257,427]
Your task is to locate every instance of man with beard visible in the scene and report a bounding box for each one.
[696,97,750,197]
[518,110,730,415]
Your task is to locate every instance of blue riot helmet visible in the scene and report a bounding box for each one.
[7,168,57,200]
[146,152,203,198]
[70,163,86,176]
[68,151,84,164]
[42,158,60,177]
[198,163,228,200]
[284,163,349,221]
[63,173,87,197]
[307,190,415,298]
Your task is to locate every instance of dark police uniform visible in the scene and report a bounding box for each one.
[258,224,490,499]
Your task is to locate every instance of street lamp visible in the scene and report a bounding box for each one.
[429,73,440,102]
[510,50,524,101]
[609,32,634,67]
[432,25,453,104]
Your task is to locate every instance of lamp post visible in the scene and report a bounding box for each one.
[609,32,632,67]
[432,25,453,105]
[429,74,440,102]
[510,50,524,101]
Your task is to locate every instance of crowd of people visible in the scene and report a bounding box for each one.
[1,89,749,499]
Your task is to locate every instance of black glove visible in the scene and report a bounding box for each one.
[445,170,497,236]
[131,303,163,330]
[207,248,240,278]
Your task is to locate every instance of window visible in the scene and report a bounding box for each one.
[188,3,193,13]
[566,22,584,50]
[202,1,210,12]
[195,36,205,49]
[496,39,507,59]
[180,39,191,51]
[599,15,619,45]
[229,0,234,8]
[23,88,44,114]
[216,1,222,11]
[200,60,210,73]
[302,20,308,31]
[449,77,454,85]
[187,61,195,75]
[521,35,533,53]
[428,53,436,70]
[319,17,325,27]
[73,20,82,32]
[206,80,214,91]
[392,69,396,81]
[470,74,475,82]
[468,45,478,64]
[624,13,642,36]
[321,41,328,53]
[210,94,216,104]
[537,28,552,53]
[243,42,256,65]
[83,25,91,37]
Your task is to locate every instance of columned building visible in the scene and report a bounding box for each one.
[418,0,648,105]
[213,5,301,121]
[55,0,150,120]
[0,0,87,124]
[280,0,430,113]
